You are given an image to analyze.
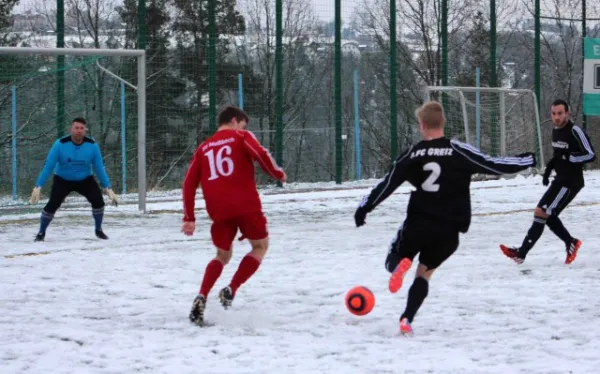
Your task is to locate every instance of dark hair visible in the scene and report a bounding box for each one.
[218,106,249,126]
[551,99,569,112]
[72,117,87,125]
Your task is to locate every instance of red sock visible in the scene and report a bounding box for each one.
[199,259,224,298]
[229,255,261,295]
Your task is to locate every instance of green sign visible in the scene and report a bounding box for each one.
[583,38,600,116]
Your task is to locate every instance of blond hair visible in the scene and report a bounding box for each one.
[415,101,445,129]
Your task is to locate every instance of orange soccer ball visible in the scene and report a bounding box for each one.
[345,286,375,316]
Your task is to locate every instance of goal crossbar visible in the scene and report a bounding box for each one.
[426,86,536,94]
[0,47,147,212]
[424,86,545,167]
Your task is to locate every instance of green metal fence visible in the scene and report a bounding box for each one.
[2,0,600,207]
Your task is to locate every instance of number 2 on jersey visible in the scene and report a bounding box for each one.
[421,162,441,192]
[205,145,234,180]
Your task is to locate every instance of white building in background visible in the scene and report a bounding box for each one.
[341,41,361,57]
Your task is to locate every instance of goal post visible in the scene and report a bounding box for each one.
[424,86,545,169]
[0,47,147,212]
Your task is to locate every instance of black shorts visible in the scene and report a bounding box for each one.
[44,175,105,214]
[537,181,581,216]
[385,217,460,272]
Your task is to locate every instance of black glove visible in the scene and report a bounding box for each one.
[543,159,554,186]
[354,207,368,227]
[516,152,536,167]
[542,167,552,186]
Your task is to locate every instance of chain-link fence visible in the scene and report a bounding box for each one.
[2,0,600,207]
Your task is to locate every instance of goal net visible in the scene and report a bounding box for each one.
[423,86,544,170]
[0,47,147,211]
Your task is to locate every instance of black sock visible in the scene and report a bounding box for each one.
[39,209,54,234]
[92,207,104,231]
[400,277,429,323]
[546,215,572,244]
[519,217,546,255]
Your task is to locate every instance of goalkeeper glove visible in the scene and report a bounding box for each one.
[354,206,368,227]
[30,186,41,204]
[105,188,119,206]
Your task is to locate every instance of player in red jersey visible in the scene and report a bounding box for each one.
[182,106,287,326]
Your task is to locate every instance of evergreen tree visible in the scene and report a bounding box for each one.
[454,11,492,87]
[171,0,246,145]
[116,0,188,189]
[0,0,18,37]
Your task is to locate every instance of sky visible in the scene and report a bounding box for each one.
[13,0,355,20]
[11,0,600,24]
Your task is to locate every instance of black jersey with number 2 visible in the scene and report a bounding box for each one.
[358,137,536,233]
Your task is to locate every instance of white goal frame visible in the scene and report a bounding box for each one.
[0,47,147,212]
[423,86,545,167]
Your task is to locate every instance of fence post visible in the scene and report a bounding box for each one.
[499,91,506,156]
[120,81,127,195]
[208,0,217,133]
[353,70,361,180]
[12,86,17,200]
[238,73,244,110]
[56,0,64,138]
[476,67,481,149]
[275,0,284,186]
[582,0,587,131]
[490,0,497,88]
[390,0,398,161]
[334,0,342,183]
[534,0,541,118]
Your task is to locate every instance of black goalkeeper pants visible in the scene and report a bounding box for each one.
[44,175,105,214]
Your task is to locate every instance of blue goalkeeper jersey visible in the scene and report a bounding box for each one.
[36,135,111,188]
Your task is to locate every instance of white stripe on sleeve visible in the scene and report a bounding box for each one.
[569,126,595,163]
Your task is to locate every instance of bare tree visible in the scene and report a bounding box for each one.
[233,0,339,181]
[351,0,482,168]
[520,0,584,114]
[0,0,19,42]
[5,0,133,193]
[520,0,600,167]
[63,0,124,148]
[20,0,124,143]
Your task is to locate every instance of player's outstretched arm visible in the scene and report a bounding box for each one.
[242,131,286,182]
[181,150,202,234]
[450,139,536,175]
[92,143,112,189]
[354,148,411,226]
[569,125,596,164]
[35,141,60,189]
[92,144,119,206]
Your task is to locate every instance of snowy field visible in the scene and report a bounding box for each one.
[1,172,600,373]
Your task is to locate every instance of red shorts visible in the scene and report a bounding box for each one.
[210,212,268,250]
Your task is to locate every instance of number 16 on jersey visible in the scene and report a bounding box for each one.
[205,145,234,180]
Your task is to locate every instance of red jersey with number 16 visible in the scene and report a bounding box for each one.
[182,129,285,223]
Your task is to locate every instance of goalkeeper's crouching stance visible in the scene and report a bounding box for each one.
[30,118,119,241]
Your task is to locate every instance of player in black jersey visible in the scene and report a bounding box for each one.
[501,99,595,265]
[354,101,536,335]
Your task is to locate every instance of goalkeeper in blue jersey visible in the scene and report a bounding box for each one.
[30,118,119,241]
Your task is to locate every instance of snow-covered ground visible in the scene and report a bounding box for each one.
[1,172,599,373]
